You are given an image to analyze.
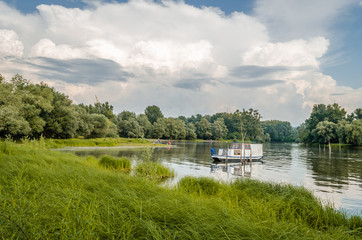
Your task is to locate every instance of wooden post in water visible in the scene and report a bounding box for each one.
[250,147,252,165]
[243,143,246,166]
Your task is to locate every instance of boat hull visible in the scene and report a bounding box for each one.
[212,155,263,162]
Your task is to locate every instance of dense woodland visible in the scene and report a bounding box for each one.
[0,74,361,145]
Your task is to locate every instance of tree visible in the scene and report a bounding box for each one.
[74,106,94,138]
[152,118,166,139]
[212,118,228,139]
[303,103,346,143]
[17,81,54,137]
[80,101,117,124]
[145,105,164,124]
[196,118,212,139]
[347,108,362,121]
[0,78,31,137]
[315,121,336,145]
[348,120,362,145]
[89,114,108,138]
[186,123,197,140]
[42,89,78,139]
[235,109,263,141]
[117,111,144,138]
[262,120,297,142]
[164,118,186,140]
[137,114,153,138]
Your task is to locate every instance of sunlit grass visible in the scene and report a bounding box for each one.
[0,140,361,239]
[99,155,131,172]
[135,161,175,181]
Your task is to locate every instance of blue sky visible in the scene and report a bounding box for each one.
[0,0,361,125]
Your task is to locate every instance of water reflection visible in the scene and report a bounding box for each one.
[57,142,362,215]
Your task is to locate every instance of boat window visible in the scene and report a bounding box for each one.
[234,150,241,155]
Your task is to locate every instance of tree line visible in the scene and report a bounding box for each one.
[0,74,265,141]
[298,103,361,146]
[0,74,361,145]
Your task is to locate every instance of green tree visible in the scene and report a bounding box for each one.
[42,89,78,139]
[153,118,166,139]
[234,109,263,141]
[303,103,346,143]
[186,123,197,140]
[80,101,117,124]
[348,120,362,145]
[0,78,31,137]
[212,118,228,139]
[164,118,186,140]
[145,105,164,124]
[196,118,212,140]
[137,114,153,138]
[117,111,144,138]
[262,120,297,142]
[17,81,54,137]
[315,121,337,145]
[89,114,108,138]
[74,106,94,138]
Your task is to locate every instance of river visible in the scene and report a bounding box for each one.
[59,142,362,216]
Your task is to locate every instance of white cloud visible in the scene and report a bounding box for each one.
[0,29,24,57]
[0,0,360,126]
[242,37,329,67]
[253,0,355,41]
[30,38,86,59]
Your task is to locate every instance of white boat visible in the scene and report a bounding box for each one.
[210,143,263,162]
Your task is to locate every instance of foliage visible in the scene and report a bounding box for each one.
[196,118,212,140]
[186,122,197,140]
[145,105,164,124]
[301,103,361,146]
[4,73,359,145]
[262,120,298,142]
[117,111,144,138]
[212,118,228,139]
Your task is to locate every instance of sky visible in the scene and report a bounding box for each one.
[0,0,361,126]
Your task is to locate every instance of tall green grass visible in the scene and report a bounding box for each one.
[99,155,131,172]
[135,161,175,181]
[0,140,361,239]
[135,148,175,181]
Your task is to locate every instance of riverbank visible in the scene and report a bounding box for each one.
[41,137,162,148]
[0,140,361,239]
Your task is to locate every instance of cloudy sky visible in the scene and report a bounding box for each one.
[0,0,361,125]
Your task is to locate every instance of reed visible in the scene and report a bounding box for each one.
[135,161,175,181]
[99,155,131,172]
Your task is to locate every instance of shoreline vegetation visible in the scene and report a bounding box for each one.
[1,74,360,150]
[0,139,361,239]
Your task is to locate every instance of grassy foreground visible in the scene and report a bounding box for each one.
[0,140,361,239]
